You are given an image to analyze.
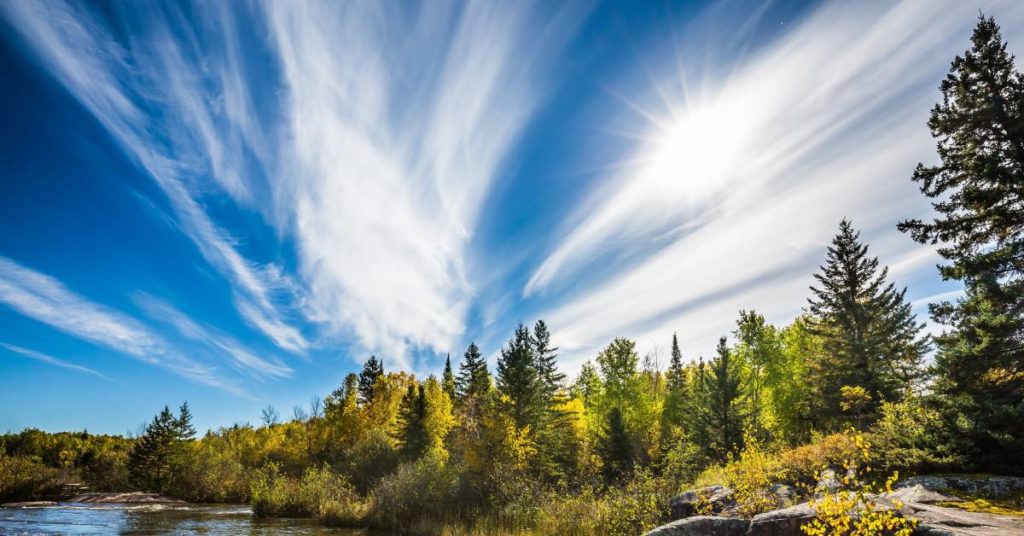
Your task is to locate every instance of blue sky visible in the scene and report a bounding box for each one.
[1,0,1020,435]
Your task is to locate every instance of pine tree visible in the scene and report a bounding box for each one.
[358,356,384,405]
[128,405,181,492]
[898,15,1024,470]
[173,402,196,441]
[701,338,746,461]
[532,320,565,403]
[442,354,456,401]
[807,219,928,428]
[496,323,544,430]
[667,333,685,391]
[397,383,427,460]
[599,406,633,483]
[456,342,491,401]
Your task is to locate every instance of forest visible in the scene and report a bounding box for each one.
[2,14,1022,536]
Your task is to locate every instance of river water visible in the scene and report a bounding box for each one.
[0,503,365,535]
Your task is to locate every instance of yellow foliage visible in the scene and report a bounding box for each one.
[802,433,918,536]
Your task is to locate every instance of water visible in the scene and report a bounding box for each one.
[0,503,364,535]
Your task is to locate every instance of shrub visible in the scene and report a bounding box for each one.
[867,396,961,475]
[367,457,461,531]
[250,463,362,521]
[0,453,68,501]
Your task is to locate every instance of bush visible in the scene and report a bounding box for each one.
[367,457,461,531]
[250,463,363,521]
[867,397,961,475]
[0,453,68,501]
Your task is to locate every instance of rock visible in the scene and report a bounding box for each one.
[768,483,795,509]
[747,502,817,536]
[885,485,962,505]
[815,469,841,494]
[897,475,1024,498]
[669,486,736,519]
[643,516,750,536]
[900,501,1024,535]
[1,501,57,508]
[68,492,186,504]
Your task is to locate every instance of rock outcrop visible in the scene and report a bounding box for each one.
[646,476,1024,536]
[68,492,185,504]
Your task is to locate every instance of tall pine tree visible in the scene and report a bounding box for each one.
[532,320,565,403]
[397,383,427,460]
[358,356,384,405]
[456,342,491,401]
[496,323,544,431]
[899,15,1024,471]
[807,219,928,429]
[442,354,456,401]
[703,338,746,461]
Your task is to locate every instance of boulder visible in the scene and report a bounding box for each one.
[897,475,1024,498]
[669,486,736,519]
[643,516,750,536]
[900,501,1024,535]
[747,502,817,536]
[885,485,962,505]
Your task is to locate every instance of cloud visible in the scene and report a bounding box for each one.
[135,294,292,380]
[0,257,242,393]
[1,342,108,379]
[0,0,308,354]
[528,0,1024,369]
[262,1,583,369]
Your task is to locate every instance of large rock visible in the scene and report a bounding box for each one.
[897,475,1024,498]
[746,502,817,536]
[669,486,736,519]
[885,485,962,505]
[901,501,1024,535]
[643,516,750,536]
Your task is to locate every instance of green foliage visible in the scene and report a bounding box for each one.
[358,355,384,405]
[128,403,195,493]
[807,220,928,430]
[497,323,545,432]
[0,452,68,501]
[250,462,362,520]
[457,342,491,402]
[899,15,1024,473]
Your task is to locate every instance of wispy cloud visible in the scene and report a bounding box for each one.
[0,257,242,394]
[135,294,292,380]
[1,0,583,371]
[1,342,108,379]
[528,0,1024,368]
[261,1,583,369]
[0,0,308,354]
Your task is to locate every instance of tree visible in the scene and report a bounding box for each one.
[532,320,565,403]
[667,333,685,392]
[396,384,427,460]
[358,356,384,405]
[456,342,491,401]
[598,407,632,483]
[496,324,544,431]
[128,404,192,492]
[898,15,1024,471]
[260,405,279,427]
[442,354,456,401]
[807,219,928,428]
[173,402,196,442]
[699,338,746,461]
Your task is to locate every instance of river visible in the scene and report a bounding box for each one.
[0,503,365,535]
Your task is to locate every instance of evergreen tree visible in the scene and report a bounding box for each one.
[358,356,384,405]
[807,219,928,428]
[128,405,181,492]
[456,342,490,401]
[396,383,427,460]
[702,339,746,461]
[598,407,633,483]
[496,323,544,430]
[532,320,565,403]
[899,16,1024,470]
[667,333,685,392]
[442,354,456,401]
[173,402,196,442]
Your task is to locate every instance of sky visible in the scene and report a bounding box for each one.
[2,0,1022,435]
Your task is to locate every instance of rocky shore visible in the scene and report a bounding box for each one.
[645,475,1024,536]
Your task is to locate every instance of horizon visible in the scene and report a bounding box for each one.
[3,0,1020,436]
